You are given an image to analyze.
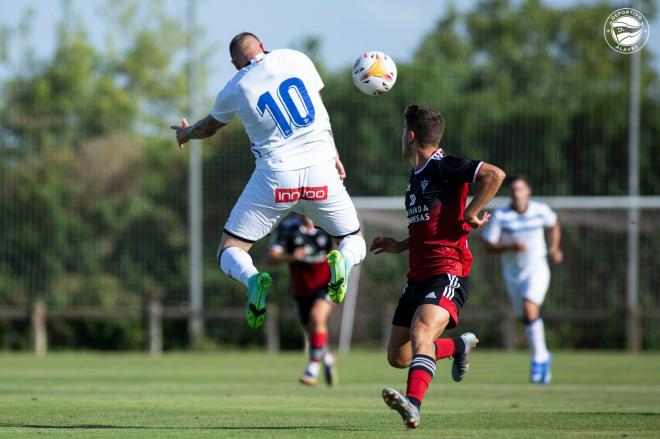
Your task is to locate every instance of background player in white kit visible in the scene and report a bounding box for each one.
[481,175,563,384]
[170,32,366,329]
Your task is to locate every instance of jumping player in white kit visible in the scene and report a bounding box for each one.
[170,32,366,329]
[481,175,562,384]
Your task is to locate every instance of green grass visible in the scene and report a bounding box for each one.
[1,350,659,438]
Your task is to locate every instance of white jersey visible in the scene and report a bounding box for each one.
[210,49,335,171]
[482,201,557,278]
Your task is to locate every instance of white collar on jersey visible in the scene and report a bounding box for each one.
[247,52,267,67]
[414,148,445,175]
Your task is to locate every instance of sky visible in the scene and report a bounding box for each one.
[1,0,658,101]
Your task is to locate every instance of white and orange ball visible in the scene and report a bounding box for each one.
[352,51,397,96]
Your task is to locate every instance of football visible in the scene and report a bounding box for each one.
[352,51,397,96]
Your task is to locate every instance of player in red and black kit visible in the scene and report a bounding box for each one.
[267,214,337,386]
[371,105,505,429]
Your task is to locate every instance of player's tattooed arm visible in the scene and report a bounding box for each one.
[465,163,506,229]
[370,236,409,254]
[188,115,226,139]
[170,115,226,148]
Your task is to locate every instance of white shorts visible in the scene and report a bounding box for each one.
[224,159,360,242]
[503,263,551,318]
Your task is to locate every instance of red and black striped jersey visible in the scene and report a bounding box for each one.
[405,149,482,281]
[269,217,332,298]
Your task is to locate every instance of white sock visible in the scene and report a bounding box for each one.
[306,360,321,377]
[219,247,258,287]
[323,351,334,366]
[338,234,366,268]
[524,318,550,363]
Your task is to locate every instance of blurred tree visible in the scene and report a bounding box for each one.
[398,0,659,196]
[0,0,193,319]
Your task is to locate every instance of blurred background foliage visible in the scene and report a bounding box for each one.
[0,0,658,350]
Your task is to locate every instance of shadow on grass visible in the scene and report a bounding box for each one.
[0,423,381,432]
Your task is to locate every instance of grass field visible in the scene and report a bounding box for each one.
[1,350,659,438]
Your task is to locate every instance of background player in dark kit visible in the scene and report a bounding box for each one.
[268,214,337,386]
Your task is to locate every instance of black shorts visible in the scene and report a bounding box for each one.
[392,274,469,330]
[293,288,331,326]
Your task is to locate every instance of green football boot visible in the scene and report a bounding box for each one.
[327,250,351,304]
[246,272,271,328]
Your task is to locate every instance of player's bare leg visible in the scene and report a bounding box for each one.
[387,325,412,369]
[524,299,541,321]
[383,305,448,429]
[327,231,366,304]
[387,321,477,374]
[300,298,337,386]
[218,234,271,329]
[300,298,336,386]
[524,299,552,384]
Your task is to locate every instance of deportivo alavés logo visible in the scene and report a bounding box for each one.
[604,8,649,54]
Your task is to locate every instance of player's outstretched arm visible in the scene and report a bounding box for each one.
[170,115,226,149]
[370,236,409,255]
[464,163,506,229]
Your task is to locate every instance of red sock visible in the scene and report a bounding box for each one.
[406,354,436,408]
[434,338,455,360]
[309,332,328,362]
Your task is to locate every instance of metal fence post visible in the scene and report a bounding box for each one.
[265,304,280,353]
[148,290,163,356]
[187,0,204,347]
[338,264,361,354]
[626,43,642,352]
[501,309,516,351]
[381,303,395,349]
[31,300,47,357]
